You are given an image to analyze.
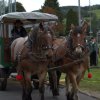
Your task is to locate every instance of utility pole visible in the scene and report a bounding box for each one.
[10,0,12,12]
[78,0,81,26]
[8,0,11,12]
[8,0,14,12]
[14,0,16,12]
[89,0,92,36]
[2,0,5,14]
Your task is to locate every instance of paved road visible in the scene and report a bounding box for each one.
[0,80,98,100]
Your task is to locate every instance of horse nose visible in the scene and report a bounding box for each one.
[78,44,80,46]
[75,46,82,53]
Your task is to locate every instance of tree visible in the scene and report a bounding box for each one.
[5,2,26,13]
[41,0,64,36]
[0,0,6,15]
[91,13,98,33]
[15,2,26,12]
[66,9,78,34]
[41,6,56,15]
[41,0,63,22]
[55,22,65,36]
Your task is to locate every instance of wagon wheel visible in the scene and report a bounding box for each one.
[0,69,7,91]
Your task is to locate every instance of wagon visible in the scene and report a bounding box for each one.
[0,12,58,90]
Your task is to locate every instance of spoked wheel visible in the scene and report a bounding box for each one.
[0,68,8,91]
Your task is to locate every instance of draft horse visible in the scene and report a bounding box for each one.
[49,21,89,100]
[11,25,53,100]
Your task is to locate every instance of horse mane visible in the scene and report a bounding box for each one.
[31,24,53,37]
[29,24,53,52]
[31,23,54,36]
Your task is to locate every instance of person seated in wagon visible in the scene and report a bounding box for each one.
[11,19,27,41]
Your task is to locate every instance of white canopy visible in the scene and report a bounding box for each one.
[0,12,58,24]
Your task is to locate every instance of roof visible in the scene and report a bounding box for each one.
[0,12,58,24]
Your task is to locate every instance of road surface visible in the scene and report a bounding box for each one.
[0,79,98,100]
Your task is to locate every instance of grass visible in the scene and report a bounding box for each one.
[92,9,100,19]
[80,68,100,92]
[59,68,100,92]
[59,49,100,92]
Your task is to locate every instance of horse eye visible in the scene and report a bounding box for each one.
[41,45,47,50]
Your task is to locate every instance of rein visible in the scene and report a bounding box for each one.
[48,58,83,71]
[48,51,89,71]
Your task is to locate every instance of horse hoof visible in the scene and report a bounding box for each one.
[67,95,78,100]
[74,95,79,100]
[53,93,59,96]
[66,93,73,100]
[33,87,39,90]
[41,95,44,100]
[53,91,59,96]
[67,94,71,100]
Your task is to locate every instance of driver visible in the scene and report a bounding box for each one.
[11,20,27,41]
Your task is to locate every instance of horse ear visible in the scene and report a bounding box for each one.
[81,20,89,34]
[70,24,75,32]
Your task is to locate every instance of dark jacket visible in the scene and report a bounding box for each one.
[11,26,27,39]
[88,41,98,54]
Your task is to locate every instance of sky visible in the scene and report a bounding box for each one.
[17,0,100,12]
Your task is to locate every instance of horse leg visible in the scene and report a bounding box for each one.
[56,70,61,87]
[48,70,59,96]
[19,72,32,100]
[22,83,32,100]
[69,73,79,100]
[76,71,85,86]
[65,74,71,100]
[38,71,47,100]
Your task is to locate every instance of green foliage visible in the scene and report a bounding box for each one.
[80,68,100,92]
[5,2,26,13]
[43,0,60,11]
[60,5,100,18]
[0,0,6,15]
[41,4,100,35]
[60,68,100,92]
[92,9,100,19]
[16,2,26,12]
[65,9,78,34]
[41,0,63,22]
[60,6,78,17]
[91,13,98,33]
[92,5,100,10]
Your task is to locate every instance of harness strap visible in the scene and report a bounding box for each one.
[48,58,83,71]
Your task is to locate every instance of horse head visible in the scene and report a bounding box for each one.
[33,24,54,59]
[69,21,88,57]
